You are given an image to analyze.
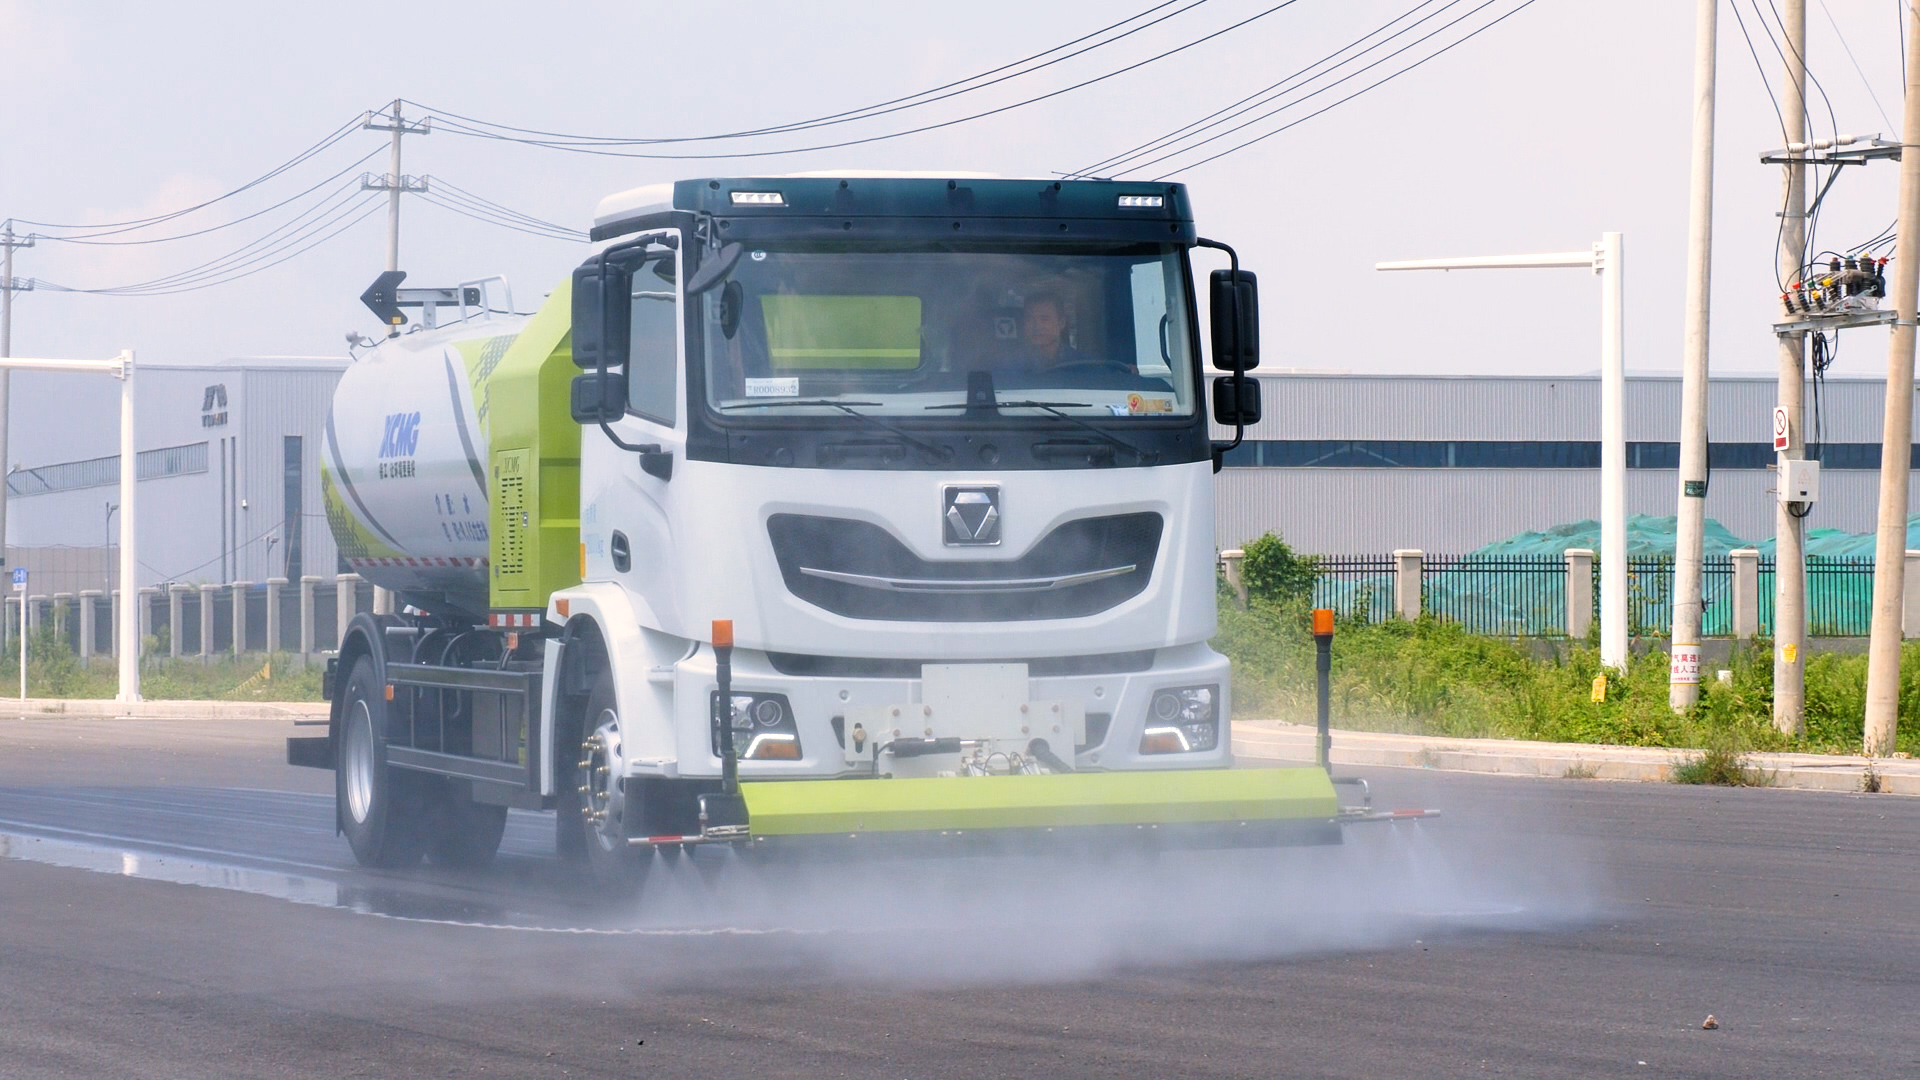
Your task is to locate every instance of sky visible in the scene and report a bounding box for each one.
[0,0,1908,430]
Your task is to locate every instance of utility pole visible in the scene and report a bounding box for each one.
[1772,0,1810,736]
[1862,0,1920,757]
[361,100,429,272]
[1,220,35,574]
[1669,0,1718,710]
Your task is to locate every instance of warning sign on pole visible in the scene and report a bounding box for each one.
[1670,643,1702,685]
[1773,406,1790,451]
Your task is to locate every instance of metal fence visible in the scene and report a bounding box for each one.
[1291,552,1881,638]
[1423,554,1566,636]
[1309,555,1395,623]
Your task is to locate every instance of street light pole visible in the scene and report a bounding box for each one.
[1377,236,1630,671]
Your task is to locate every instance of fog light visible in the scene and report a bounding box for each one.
[712,691,801,759]
[1139,685,1218,753]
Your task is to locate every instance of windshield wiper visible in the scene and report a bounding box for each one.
[721,399,950,461]
[925,399,1157,464]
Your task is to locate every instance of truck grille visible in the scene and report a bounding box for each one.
[767,512,1162,621]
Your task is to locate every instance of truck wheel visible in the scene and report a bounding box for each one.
[336,656,428,868]
[425,780,508,870]
[568,670,651,891]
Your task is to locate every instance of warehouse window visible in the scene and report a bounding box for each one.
[5,441,209,497]
[1220,440,1918,469]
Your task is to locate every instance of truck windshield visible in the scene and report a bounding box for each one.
[702,244,1196,419]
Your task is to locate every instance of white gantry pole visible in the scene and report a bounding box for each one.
[1377,236,1630,671]
[0,352,138,702]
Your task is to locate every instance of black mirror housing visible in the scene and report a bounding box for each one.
[570,372,628,424]
[1211,375,1261,427]
[1208,268,1260,371]
[571,260,633,370]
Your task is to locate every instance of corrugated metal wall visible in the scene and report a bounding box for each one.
[1213,374,1917,553]
[1237,373,1898,443]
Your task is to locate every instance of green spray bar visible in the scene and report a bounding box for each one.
[738,767,1339,839]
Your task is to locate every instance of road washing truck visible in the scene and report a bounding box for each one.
[289,174,1389,886]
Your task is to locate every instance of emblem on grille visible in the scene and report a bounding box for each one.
[943,486,1001,546]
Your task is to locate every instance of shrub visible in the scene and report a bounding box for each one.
[1239,532,1320,605]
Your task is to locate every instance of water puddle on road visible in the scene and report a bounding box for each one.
[0,828,813,937]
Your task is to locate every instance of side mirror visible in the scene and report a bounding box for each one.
[570,371,628,424]
[685,242,745,297]
[1211,375,1261,427]
[1209,268,1260,371]
[571,259,633,370]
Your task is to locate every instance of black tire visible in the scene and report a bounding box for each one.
[565,666,651,891]
[425,780,508,870]
[336,656,429,869]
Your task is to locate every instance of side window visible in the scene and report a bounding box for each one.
[627,256,678,424]
[1129,261,1174,379]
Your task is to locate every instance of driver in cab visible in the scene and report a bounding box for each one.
[1019,291,1085,372]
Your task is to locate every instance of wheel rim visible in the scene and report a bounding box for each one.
[581,707,623,852]
[343,699,376,825]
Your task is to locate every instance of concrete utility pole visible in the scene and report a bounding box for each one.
[1862,1,1920,757]
[361,101,429,272]
[1771,0,1811,735]
[1669,0,1719,710]
[0,220,35,572]
[1378,237,1629,670]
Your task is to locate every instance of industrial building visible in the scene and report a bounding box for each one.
[4,358,346,597]
[6,363,1908,598]
[1214,372,1918,554]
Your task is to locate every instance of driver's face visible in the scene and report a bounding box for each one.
[1023,300,1065,357]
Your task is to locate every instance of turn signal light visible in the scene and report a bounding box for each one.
[1139,727,1189,754]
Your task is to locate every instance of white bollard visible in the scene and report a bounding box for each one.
[299,575,321,659]
[1392,549,1424,621]
[199,583,219,660]
[1565,549,1596,639]
[79,590,100,665]
[1730,548,1760,641]
[232,581,251,656]
[265,578,286,655]
[335,573,362,645]
[168,584,189,659]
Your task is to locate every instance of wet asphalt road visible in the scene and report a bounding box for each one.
[0,716,1915,1078]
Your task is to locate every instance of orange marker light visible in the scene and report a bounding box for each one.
[712,619,734,648]
[1311,608,1335,637]
[555,598,571,617]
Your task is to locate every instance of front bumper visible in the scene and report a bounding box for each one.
[655,641,1234,780]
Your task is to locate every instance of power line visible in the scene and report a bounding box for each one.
[11,116,365,237]
[1074,0,1463,178]
[31,146,385,247]
[402,0,1203,148]
[1083,0,1493,179]
[37,188,384,296]
[418,1,1305,162]
[1139,0,1541,179]
[1818,0,1896,131]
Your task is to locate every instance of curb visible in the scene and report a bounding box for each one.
[0,699,328,722]
[1233,720,1920,796]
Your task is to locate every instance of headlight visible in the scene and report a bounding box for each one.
[711,691,802,760]
[1139,685,1218,754]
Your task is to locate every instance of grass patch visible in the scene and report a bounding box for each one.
[1215,587,1920,757]
[1671,739,1770,786]
[0,627,324,701]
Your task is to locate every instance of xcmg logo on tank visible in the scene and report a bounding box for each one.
[378,411,420,479]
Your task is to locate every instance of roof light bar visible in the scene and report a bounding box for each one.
[730,191,786,206]
[1117,195,1164,208]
